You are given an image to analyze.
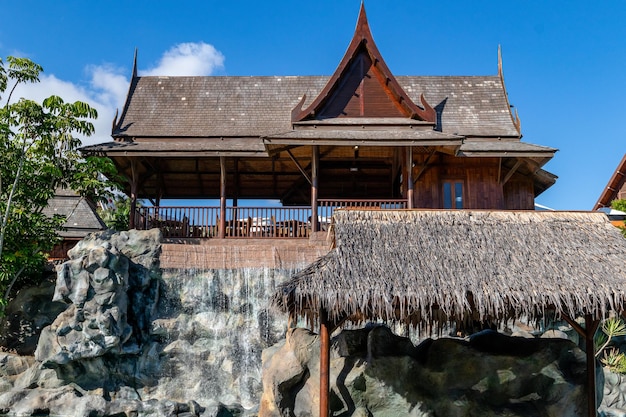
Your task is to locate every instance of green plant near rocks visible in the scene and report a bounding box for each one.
[595,316,626,374]
[601,348,626,374]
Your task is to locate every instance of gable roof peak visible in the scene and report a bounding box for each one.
[291,3,436,123]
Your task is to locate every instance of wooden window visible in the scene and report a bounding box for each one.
[443,181,464,209]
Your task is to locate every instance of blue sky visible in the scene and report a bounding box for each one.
[1,1,625,210]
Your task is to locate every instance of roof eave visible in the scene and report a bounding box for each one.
[594,153,626,209]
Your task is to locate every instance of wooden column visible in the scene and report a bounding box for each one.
[219,156,227,239]
[319,307,330,417]
[233,158,240,211]
[129,159,138,230]
[406,146,414,209]
[585,314,600,417]
[311,145,319,232]
[562,313,600,417]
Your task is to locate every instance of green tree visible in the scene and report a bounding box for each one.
[610,199,626,237]
[0,56,118,313]
[97,195,134,231]
[611,199,626,214]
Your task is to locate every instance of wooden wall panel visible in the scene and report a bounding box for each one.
[503,179,535,210]
[412,156,534,210]
[619,183,626,200]
[320,52,405,119]
[464,158,504,209]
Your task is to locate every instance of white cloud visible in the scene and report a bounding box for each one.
[140,42,225,76]
[10,73,121,147]
[5,42,225,146]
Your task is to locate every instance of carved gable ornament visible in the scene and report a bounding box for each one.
[291,4,436,123]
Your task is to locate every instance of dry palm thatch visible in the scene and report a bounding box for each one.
[273,210,626,329]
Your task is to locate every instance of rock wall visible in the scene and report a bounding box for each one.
[0,230,305,416]
[2,230,626,416]
[260,326,589,417]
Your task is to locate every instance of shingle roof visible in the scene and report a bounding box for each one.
[458,141,557,157]
[82,137,266,156]
[43,189,107,238]
[264,128,464,146]
[112,75,520,140]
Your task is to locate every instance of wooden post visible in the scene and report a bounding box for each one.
[406,146,414,209]
[585,314,599,417]
[219,156,227,239]
[319,307,330,417]
[562,313,600,417]
[311,145,319,232]
[129,159,138,230]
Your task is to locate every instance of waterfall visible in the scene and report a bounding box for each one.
[149,265,299,410]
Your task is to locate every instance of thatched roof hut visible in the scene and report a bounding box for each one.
[274,210,626,327]
[272,210,626,417]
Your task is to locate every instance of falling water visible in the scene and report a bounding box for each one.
[147,263,303,411]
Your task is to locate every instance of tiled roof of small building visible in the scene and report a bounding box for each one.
[112,75,520,140]
[43,189,107,238]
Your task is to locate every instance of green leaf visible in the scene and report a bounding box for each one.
[0,55,117,311]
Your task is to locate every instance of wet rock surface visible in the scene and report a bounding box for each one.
[0,229,290,416]
[2,229,626,416]
[260,326,589,417]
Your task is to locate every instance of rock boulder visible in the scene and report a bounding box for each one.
[260,326,587,417]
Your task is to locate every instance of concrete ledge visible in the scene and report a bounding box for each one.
[161,237,331,270]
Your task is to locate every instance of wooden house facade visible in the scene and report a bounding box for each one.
[594,153,626,228]
[595,153,626,209]
[82,5,557,239]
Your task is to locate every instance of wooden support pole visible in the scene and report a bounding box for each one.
[219,156,226,239]
[562,313,600,417]
[500,159,523,186]
[585,314,600,417]
[129,159,138,230]
[413,148,436,184]
[287,149,312,185]
[311,145,319,233]
[319,307,330,417]
[406,146,414,209]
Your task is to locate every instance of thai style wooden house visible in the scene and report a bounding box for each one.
[595,153,626,209]
[82,4,557,239]
[594,153,626,228]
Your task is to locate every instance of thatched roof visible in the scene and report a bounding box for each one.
[273,210,626,327]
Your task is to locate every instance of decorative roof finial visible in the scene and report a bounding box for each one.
[112,108,119,134]
[497,45,522,135]
[291,3,436,123]
[498,44,503,78]
[132,48,138,79]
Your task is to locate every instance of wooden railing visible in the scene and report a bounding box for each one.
[318,199,407,222]
[135,206,220,238]
[136,199,407,239]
